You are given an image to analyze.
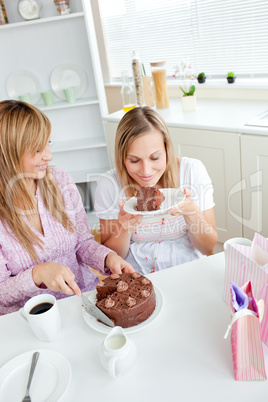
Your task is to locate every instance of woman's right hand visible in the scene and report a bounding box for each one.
[118,199,143,232]
[32,262,81,296]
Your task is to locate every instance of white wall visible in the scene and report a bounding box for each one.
[105,85,268,114]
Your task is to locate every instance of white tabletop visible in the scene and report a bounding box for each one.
[0,253,267,402]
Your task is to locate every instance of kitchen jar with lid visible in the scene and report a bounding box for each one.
[0,0,8,25]
[18,0,42,20]
[132,51,144,106]
[54,0,71,15]
[121,71,136,113]
[150,61,169,109]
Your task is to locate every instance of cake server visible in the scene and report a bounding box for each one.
[81,293,115,328]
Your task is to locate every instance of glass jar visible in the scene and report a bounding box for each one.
[121,71,136,113]
[18,0,42,21]
[54,0,71,15]
[132,51,144,106]
[150,61,169,109]
[0,0,8,25]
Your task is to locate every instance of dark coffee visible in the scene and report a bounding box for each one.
[30,302,53,315]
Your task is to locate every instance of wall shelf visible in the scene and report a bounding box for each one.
[0,0,110,219]
[51,137,107,153]
[69,168,109,184]
[0,12,84,30]
[39,97,99,112]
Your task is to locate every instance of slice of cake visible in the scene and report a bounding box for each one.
[135,187,165,211]
[96,272,156,328]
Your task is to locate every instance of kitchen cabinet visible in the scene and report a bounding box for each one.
[0,0,109,221]
[168,127,242,243]
[104,121,243,243]
[241,134,268,239]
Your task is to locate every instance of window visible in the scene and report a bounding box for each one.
[97,0,268,82]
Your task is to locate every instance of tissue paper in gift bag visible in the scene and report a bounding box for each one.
[224,281,266,381]
[223,233,268,345]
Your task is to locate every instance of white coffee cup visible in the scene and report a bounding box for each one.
[223,237,252,256]
[19,294,61,342]
[99,326,137,378]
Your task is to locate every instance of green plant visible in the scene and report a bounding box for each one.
[180,85,195,96]
[198,72,205,78]
[173,60,196,96]
[227,72,234,77]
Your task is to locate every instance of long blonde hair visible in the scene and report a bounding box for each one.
[0,100,75,262]
[115,106,179,198]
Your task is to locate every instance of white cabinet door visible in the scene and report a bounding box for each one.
[241,135,268,239]
[169,127,243,243]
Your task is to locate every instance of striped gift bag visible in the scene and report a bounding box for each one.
[223,233,268,345]
[224,281,267,381]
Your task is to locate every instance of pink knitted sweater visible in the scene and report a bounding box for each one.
[0,167,111,315]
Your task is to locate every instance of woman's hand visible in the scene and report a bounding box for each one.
[169,189,218,255]
[118,200,143,233]
[169,189,198,217]
[32,262,81,296]
[105,252,135,274]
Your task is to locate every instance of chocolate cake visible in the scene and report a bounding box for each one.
[96,272,156,328]
[135,187,165,211]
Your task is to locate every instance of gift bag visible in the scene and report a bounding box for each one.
[224,281,266,381]
[223,233,268,345]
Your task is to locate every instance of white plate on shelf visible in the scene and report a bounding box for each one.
[82,285,164,334]
[0,349,71,402]
[6,70,41,104]
[123,188,186,215]
[50,63,87,100]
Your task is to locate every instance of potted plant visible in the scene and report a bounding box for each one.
[173,60,197,111]
[227,72,236,84]
[197,72,206,84]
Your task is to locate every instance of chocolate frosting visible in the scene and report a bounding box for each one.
[96,273,156,328]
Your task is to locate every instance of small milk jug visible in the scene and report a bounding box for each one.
[99,326,137,378]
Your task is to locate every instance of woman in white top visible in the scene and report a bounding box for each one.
[95,107,218,274]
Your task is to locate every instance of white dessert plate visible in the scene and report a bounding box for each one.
[82,284,164,334]
[6,70,41,104]
[0,349,71,402]
[50,63,87,100]
[123,188,186,215]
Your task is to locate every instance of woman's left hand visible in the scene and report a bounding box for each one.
[169,189,198,217]
[105,252,135,274]
[169,189,218,255]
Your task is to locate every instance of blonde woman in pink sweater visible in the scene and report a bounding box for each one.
[0,100,134,314]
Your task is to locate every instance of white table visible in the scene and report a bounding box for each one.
[0,253,267,402]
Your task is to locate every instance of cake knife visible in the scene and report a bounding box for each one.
[81,293,115,327]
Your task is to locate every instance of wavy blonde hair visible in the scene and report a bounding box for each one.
[115,106,179,198]
[0,100,75,262]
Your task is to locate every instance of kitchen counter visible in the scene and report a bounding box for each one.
[103,98,268,136]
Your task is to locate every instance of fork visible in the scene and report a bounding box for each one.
[22,351,40,402]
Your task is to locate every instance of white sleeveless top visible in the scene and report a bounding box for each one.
[95,157,215,274]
